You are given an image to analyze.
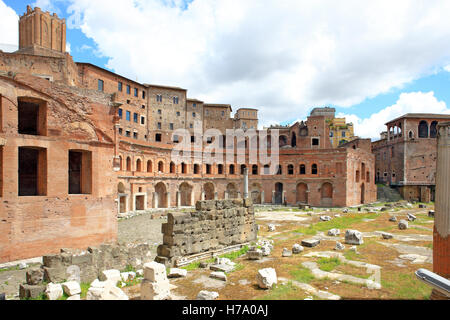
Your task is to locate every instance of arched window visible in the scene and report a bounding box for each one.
[147,160,152,172]
[430,121,438,138]
[170,162,175,173]
[418,121,429,138]
[206,164,212,174]
[181,163,187,174]
[409,131,414,139]
[158,161,164,173]
[136,159,142,172]
[126,157,131,171]
[218,164,224,174]
[311,164,318,175]
[229,164,235,174]
[300,164,306,175]
[252,165,258,175]
[194,164,200,174]
[240,165,247,175]
[288,164,294,175]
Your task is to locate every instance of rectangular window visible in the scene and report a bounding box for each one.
[133,132,138,139]
[342,131,346,138]
[134,88,138,97]
[98,79,104,92]
[158,109,162,114]
[18,147,47,196]
[190,123,193,129]
[118,82,123,92]
[118,128,123,135]
[142,91,146,99]
[18,99,47,136]
[68,150,92,195]
[157,122,162,129]
[176,112,180,117]
[192,112,196,118]
[133,113,138,123]
[118,108,123,119]
[141,116,145,125]
[312,138,319,146]
[126,111,131,121]
[126,85,131,94]
[169,123,174,130]
[155,133,162,142]
[126,130,131,137]
[193,103,196,108]
[173,135,179,143]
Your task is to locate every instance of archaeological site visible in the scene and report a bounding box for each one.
[0,5,448,302]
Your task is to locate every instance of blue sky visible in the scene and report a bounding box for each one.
[2,0,450,138]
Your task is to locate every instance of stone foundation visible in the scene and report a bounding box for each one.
[155,199,257,267]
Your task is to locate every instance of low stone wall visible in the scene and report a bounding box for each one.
[155,199,257,267]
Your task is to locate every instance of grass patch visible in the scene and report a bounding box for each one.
[181,246,249,271]
[122,264,136,273]
[424,243,433,249]
[80,283,90,299]
[256,282,307,300]
[381,273,432,300]
[0,266,20,273]
[317,257,341,272]
[294,213,379,236]
[289,266,315,283]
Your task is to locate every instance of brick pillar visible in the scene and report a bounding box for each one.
[432,122,450,300]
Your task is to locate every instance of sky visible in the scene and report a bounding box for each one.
[2,0,450,140]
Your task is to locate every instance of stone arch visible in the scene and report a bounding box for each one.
[179,182,193,206]
[320,182,333,206]
[296,183,308,204]
[204,182,215,200]
[418,120,429,138]
[226,183,239,199]
[250,183,262,204]
[155,182,167,208]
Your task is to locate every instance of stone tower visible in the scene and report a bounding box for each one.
[18,5,66,56]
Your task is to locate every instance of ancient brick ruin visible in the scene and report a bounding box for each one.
[156,199,257,267]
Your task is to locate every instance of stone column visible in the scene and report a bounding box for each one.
[243,168,249,199]
[201,191,205,201]
[432,122,450,300]
[153,192,158,209]
[176,191,181,208]
[261,191,265,204]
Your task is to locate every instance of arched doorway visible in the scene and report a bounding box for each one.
[321,182,333,207]
[296,183,308,204]
[179,182,193,206]
[275,183,283,204]
[226,183,238,199]
[155,182,167,208]
[204,183,215,200]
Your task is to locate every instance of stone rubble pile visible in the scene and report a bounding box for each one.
[156,199,257,267]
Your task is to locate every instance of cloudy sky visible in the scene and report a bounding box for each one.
[2,0,450,139]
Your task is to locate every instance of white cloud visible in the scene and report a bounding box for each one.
[338,91,450,140]
[29,0,450,125]
[0,0,18,46]
[66,42,71,53]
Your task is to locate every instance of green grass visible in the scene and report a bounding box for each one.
[293,213,379,236]
[23,293,48,301]
[317,257,341,272]
[58,293,69,301]
[256,282,306,300]
[289,266,315,283]
[0,266,20,273]
[122,264,136,273]
[80,283,90,299]
[182,246,249,271]
[381,273,432,300]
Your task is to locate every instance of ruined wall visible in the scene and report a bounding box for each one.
[155,199,257,267]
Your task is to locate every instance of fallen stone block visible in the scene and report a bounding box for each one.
[407,213,417,222]
[328,229,340,237]
[301,239,320,248]
[26,268,44,285]
[292,244,304,254]
[210,264,234,273]
[389,216,397,222]
[210,271,227,281]
[143,262,168,282]
[66,294,80,300]
[282,248,292,257]
[345,230,364,245]
[320,216,332,222]
[398,220,409,230]
[256,268,277,289]
[19,284,46,300]
[247,249,263,260]
[106,286,129,300]
[428,210,435,218]
[0,293,5,300]
[197,290,219,300]
[45,283,63,301]
[381,232,394,240]
[19,263,28,270]
[261,246,272,256]
[140,279,171,300]
[168,268,187,278]
[268,224,276,232]
[99,269,121,285]
[334,242,345,251]
[62,281,81,296]
[43,267,66,283]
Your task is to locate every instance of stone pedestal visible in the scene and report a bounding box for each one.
[432,122,450,300]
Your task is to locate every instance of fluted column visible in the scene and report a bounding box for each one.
[432,122,450,300]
